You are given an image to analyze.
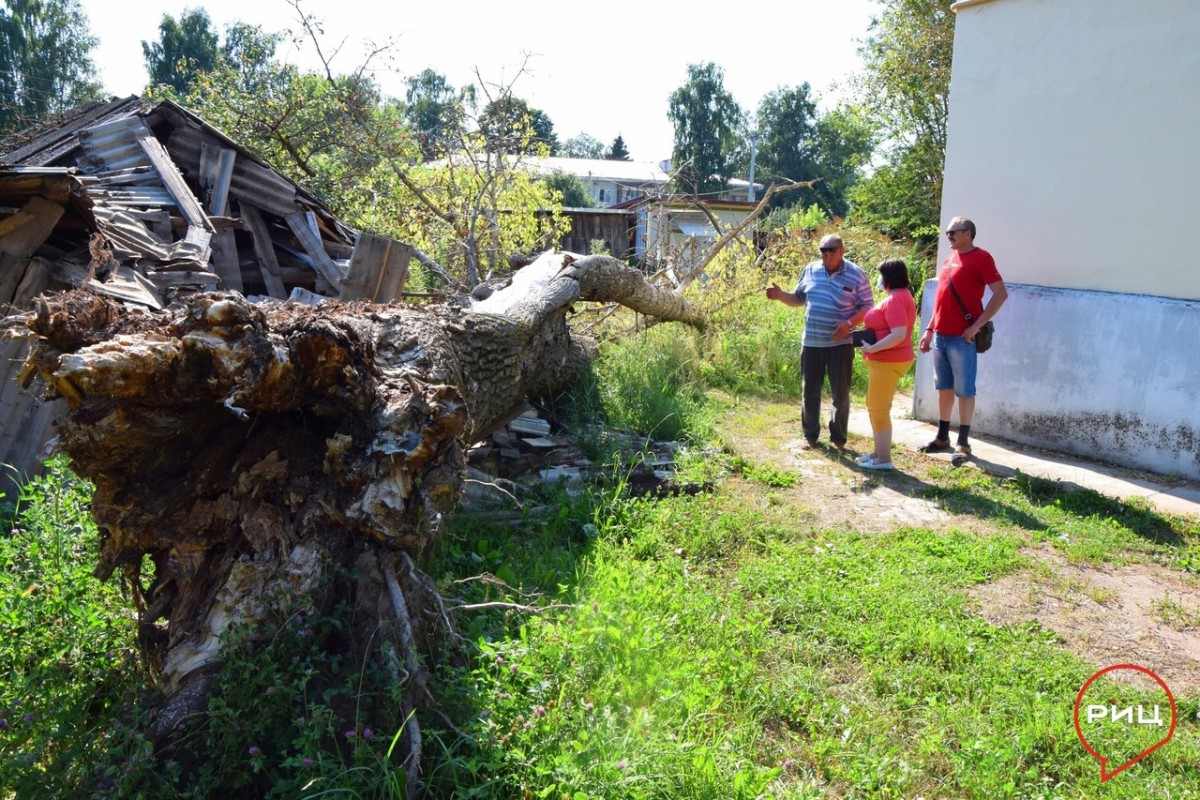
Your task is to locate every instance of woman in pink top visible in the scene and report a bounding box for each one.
[854,258,917,470]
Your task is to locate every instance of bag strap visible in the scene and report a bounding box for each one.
[946,270,975,323]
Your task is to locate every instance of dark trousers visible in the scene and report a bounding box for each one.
[800,344,855,446]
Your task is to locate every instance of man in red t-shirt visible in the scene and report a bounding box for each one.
[917,216,1008,465]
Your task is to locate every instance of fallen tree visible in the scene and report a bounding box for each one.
[9,250,706,794]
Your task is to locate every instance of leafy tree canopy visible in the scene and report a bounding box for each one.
[667,62,744,197]
[142,7,219,94]
[752,84,820,204]
[405,68,473,162]
[850,0,955,243]
[179,16,566,288]
[808,106,873,219]
[561,132,604,159]
[480,96,558,155]
[541,171,594,208]
[0,0,102,132]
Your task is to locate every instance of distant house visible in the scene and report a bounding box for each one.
[915,0,1200,479]
[613,195,757,269]
[530,156,763,207]
[531,157,671,207]
[531,157,762,267]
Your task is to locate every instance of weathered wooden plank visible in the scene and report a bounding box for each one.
[374,241,411,303]
[137,132,214,233]
[200,143,237,217]
[0,253,31,304]
[11,256,54,308]
[0,195,65,255]
[208,229,243,292]
[0,336,65,493]
[285,211,343,292]
[339,233,390,301]
[240,204,287,300]
[139,210,174,242]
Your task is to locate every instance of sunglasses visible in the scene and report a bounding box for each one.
[945,228,968,235]
[819,246,840,253]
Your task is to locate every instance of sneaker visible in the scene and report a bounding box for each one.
[951,443,972,466]
[856,453,875,465]
[918,438,952,453]
[800,439,818,450]
[861,459,894,471]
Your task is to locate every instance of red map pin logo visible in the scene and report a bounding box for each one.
[1073,664,1177,781]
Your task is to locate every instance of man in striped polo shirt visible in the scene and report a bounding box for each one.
[766,234,873,450]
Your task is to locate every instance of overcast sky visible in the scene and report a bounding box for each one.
[77,0,880,163]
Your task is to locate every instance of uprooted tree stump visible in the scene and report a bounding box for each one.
[8,251,705,793]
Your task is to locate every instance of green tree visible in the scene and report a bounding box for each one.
[667,62,744,197]
[405,68,470,162]
[480,96,557,154]
[0,0,102,133]
[605,134,631,161]
[561,132,604,159]
[184,17,566,288]
[809,106,873,218]
[753,84,820,205]
[542,171,593,207]
[851,0,955,242]
[142,7,219,94]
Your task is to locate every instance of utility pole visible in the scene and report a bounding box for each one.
[747,129,759,202]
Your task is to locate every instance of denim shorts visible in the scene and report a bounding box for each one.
[932,333,977,397]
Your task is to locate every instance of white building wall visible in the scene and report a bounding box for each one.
[915,0,1200,479]
[939,0,1200,297]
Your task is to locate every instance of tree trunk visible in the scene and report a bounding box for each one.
[10,251,703,792]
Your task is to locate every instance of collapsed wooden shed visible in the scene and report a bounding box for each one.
[0,96,412,492]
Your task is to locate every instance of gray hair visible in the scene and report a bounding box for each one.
[950,216,976,238]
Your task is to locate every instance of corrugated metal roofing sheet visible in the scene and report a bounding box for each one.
[0,97,153,166]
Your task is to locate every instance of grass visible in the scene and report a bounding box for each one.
[5,263,1200,796]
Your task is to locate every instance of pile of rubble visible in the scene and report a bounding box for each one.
[462,407,707,517]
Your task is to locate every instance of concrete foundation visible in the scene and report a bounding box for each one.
[913,282,1200,480]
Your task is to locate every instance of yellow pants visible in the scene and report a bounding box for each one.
[865,359,914,433]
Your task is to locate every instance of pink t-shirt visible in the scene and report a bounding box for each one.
[863,289,917,363]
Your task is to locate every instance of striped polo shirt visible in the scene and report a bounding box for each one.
[793,259,873,347]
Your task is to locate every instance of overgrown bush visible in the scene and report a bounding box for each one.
[0,459,415,799]
[0,457,143,797]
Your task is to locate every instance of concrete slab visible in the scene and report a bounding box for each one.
[848,396,1200,520]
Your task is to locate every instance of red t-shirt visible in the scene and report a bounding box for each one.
[863,289,917,363]
[929,247,1002,336]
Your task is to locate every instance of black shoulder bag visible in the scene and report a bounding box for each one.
[947,277,994,354]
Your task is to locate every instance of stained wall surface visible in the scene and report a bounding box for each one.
[915,0,1200,478]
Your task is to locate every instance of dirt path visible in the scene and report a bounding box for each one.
[713,392,1200,695]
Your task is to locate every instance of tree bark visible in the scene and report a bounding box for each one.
[10,250,703,790]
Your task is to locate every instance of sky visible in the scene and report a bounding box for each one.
[77,0,881,163]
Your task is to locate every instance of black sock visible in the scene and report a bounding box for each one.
[937,420,951,441]
[957,424,971,446]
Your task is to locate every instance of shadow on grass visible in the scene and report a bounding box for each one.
[812,447,1059,535]
[1008,469,1192,547]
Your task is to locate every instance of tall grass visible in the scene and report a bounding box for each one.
[0,457,144,798]
[592,326,714,443]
